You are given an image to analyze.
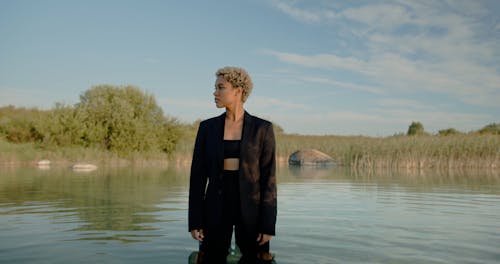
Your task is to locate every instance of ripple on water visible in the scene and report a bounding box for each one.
[2,167,500,263]
[274,175,500,263]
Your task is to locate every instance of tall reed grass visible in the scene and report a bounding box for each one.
[275,133,499,169]
[2,133,499,170]
[173,133,499,169]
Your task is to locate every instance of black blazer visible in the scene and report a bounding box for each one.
[188,111,277,236]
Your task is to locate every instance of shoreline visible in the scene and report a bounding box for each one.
[1,155,499,171]
[1,134,499,170]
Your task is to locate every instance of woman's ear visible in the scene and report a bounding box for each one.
[235,87,243,97]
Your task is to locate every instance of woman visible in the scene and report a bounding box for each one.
[189,66,277,264]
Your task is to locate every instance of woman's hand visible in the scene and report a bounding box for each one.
[191,229,204,241]
[257,233,272,246]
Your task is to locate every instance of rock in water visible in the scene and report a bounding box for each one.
[288,149,335,166]
[36,160,51,170]
[72,163,98,172]
[37,160,51,166]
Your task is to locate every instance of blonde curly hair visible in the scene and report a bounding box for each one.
[215,66,253,102]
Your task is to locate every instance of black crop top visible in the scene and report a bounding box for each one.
[223,140,241,158]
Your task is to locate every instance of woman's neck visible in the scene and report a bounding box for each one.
[225,105,244,122]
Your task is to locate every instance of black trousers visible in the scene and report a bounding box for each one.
[200,170,269,264]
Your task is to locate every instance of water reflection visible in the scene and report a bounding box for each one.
[282,165,500,194]
[1,165,500,263]
[0,166,189,243]
[275,166,500,264]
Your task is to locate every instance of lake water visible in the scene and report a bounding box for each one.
[1,165,499,263]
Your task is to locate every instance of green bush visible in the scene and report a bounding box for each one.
[407,121,425,136]
[36,103,86,147]
[478,123,500,135]
[0,85,182,156]
[75,85,181,154]
[0,105,44,143]
[438,128,462,136]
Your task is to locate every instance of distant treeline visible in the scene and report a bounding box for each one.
[0,85,185,156]
[406,121,500,136]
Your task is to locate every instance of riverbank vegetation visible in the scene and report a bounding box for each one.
[1,85,499,169]
[0,85,184,165]
[151,121,500,170]
[171,120,500,169]
[274,133,499,169]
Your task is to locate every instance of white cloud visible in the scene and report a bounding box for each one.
[428,0,487,16]
[298,76,382,94]
[266,49,500,106]
[270,0,334,23]
[266,0,500,107]
[271,0,497,61]
[340,4,411,31]
[263,0,499,134]
[264,50,367,73]
[369,54,500,107]
[377,98,434,110]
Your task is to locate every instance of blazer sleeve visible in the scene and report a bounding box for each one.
[188,122,208,232]
[258,123,277,235]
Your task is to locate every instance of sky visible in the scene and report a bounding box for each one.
[1,0,499,136]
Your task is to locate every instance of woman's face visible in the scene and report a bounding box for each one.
[213,76,242,108]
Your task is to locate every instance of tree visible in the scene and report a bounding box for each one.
[0,105,44,143]
[0,86,182,155]
[35,103,86,147]
[75,85,180,154]
[478,123,500,135]
[438,128,462,136]
[407,121,425,136]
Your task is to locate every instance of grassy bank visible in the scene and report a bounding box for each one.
[0,137,174,167]
[275,133,500,169]
[173,133,500,169]
[2,91,499,170]
[1,133,499,170]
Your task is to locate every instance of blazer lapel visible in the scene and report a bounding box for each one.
[240,110,254,161]
[215,112,225,172]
